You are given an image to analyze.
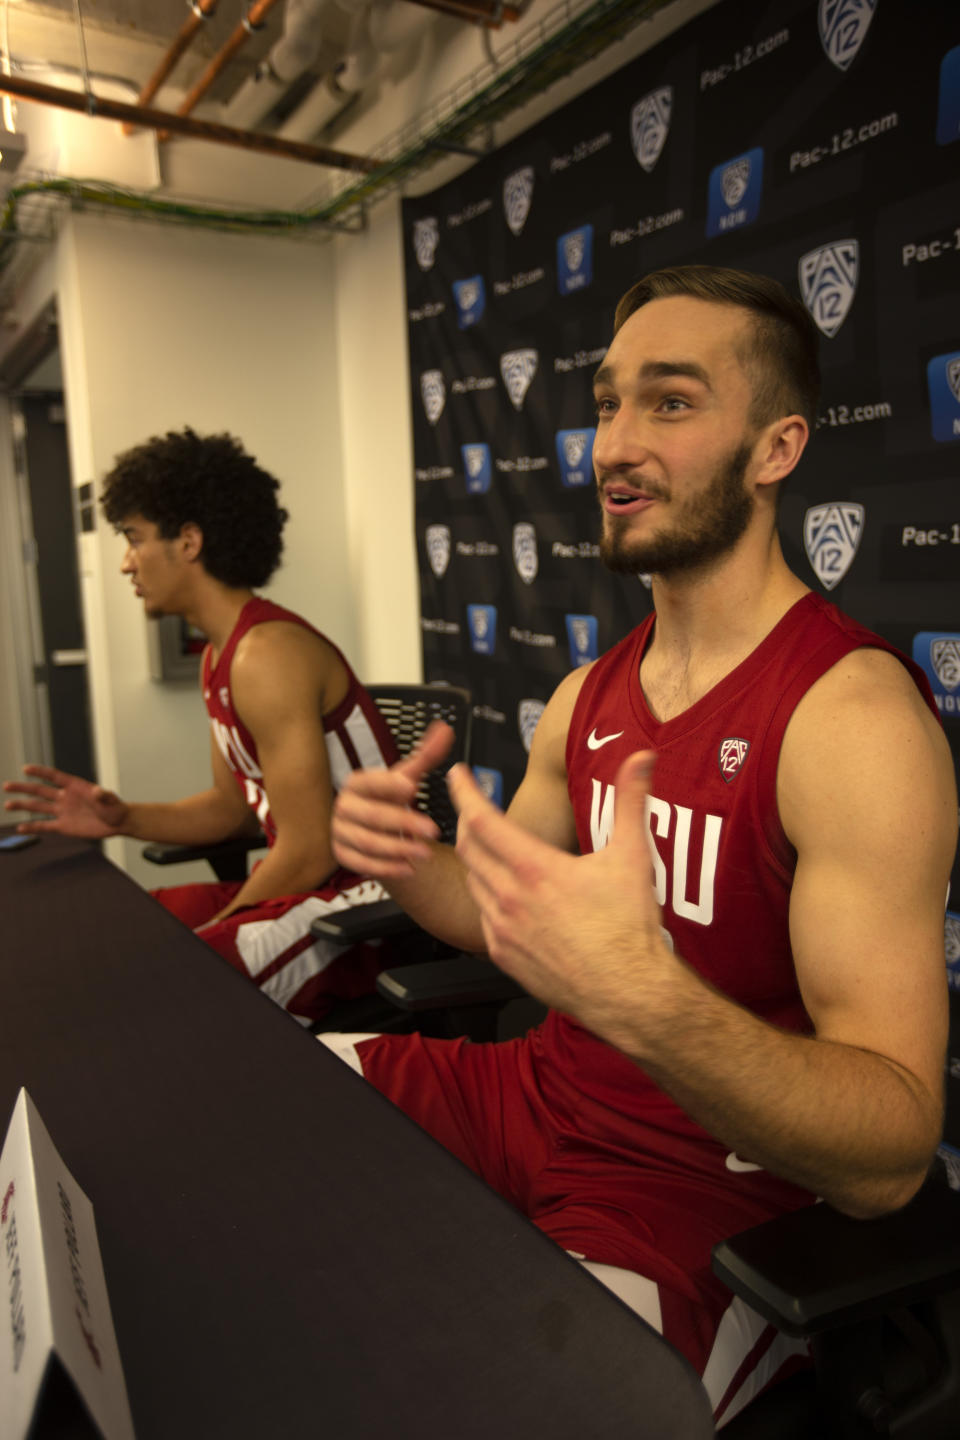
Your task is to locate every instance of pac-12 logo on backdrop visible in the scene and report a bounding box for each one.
[799,241,858,338]
[912,633,960,717]
[555,428,595,487]
[503,166,534,236]
[500,349,538,410]
[518,699,545,752]
[938,46,960,145]
[803,502,864,589]
[420,370,446,425]
[927,351,960,442]
[512,522,538,584]
[461,443,492,493]
[706,149,763,237]
[946,912,960,972]
[425,524,451,578]
[467,604,497,655]
[557,226,593,295]
[566,614,598,667]
[631,87,672,172]
[818,0,876,72]
[413,217,439,271]
[473,766,504,808]
[453,276,486,329]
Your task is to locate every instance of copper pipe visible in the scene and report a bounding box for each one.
[122,0,220,135]
[0,72,378,172]
[405,0,521,25]
[170,0,282,131]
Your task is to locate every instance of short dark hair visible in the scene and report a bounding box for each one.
[614,265,821,430]
[100,429,288,588]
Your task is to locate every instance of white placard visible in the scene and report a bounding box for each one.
[0,1088,135,1439]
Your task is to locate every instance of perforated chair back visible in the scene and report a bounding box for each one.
[366,685,472,846]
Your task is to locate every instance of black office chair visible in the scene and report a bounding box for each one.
[141,682,471,889]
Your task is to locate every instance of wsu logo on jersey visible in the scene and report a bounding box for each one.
[555,427,595,487]
[461,442,492,494]
[420,369,446,425]
[503,166,534,236]
[453,275,486,329]
[425,524,451,578]
[718,737,750,783]
[518,699,545,752]
[500,348,538,410]
[557,225,593,295]
[799,241,858,337]
[512,522,538,584]
[803,502,864,590]
[818,0,876,72]
[566,614,598,667]
[413,216,439,270]
[473,765,504,808]
[467,603,497,655]
[630,86,672,172]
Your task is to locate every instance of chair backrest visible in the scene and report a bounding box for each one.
[366,684,472,846]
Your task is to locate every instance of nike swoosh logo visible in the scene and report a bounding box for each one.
[725,1152,763,1174]
[587,728,624,750]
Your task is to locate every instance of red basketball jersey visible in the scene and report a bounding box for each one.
[202,597,397,844]
[547,592,937,1182]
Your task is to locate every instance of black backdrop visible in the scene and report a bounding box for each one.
[401,0,960,986]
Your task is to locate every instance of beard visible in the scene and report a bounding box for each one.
[599,442,754,577]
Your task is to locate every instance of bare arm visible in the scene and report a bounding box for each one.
[449,650,955,1218]
[3,760,252,844]
[331,667,588,951]
[201,622,346,922]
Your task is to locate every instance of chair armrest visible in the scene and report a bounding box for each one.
[310,898,422,943]
[712,1174,960,1338]
[142,834,266,867]
[375,955,526,1012]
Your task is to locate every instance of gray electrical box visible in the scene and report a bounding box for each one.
[147,616,206,682]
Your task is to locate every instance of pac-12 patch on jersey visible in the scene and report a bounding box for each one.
[718,737,750,782]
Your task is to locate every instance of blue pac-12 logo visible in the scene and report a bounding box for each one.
[453,275,486,329]
[706,148,764,238]
[557,225,593,295]
[555,428,595,487]
[926,352,960,443]
[937,45,960,144]
[946,912,960,988]
[467,604,497,656]
[912,632,960,718]
[565,614,598,667]
[461,442,492,494]
[472,766,504,808]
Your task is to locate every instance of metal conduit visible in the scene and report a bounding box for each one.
[0,73,378,172]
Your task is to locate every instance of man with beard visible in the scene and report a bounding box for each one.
[4,428,397,1023]
[326,267,955,1425]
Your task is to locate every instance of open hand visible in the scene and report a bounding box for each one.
[3,765,129,839]
[331,720,454,879]
[448,750,675,1045]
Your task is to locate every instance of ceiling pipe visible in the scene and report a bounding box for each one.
[161,0,284,138]
[122,0,220,135]
[222,0,353,137]
[0,72,378,172]
[405,0,521,25]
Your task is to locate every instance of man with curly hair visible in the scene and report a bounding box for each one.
[4,429,397,1023]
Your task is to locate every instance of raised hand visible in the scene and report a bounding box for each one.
[3,765,129,838]
[448,750,675,1046]
[331,720,455,879]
